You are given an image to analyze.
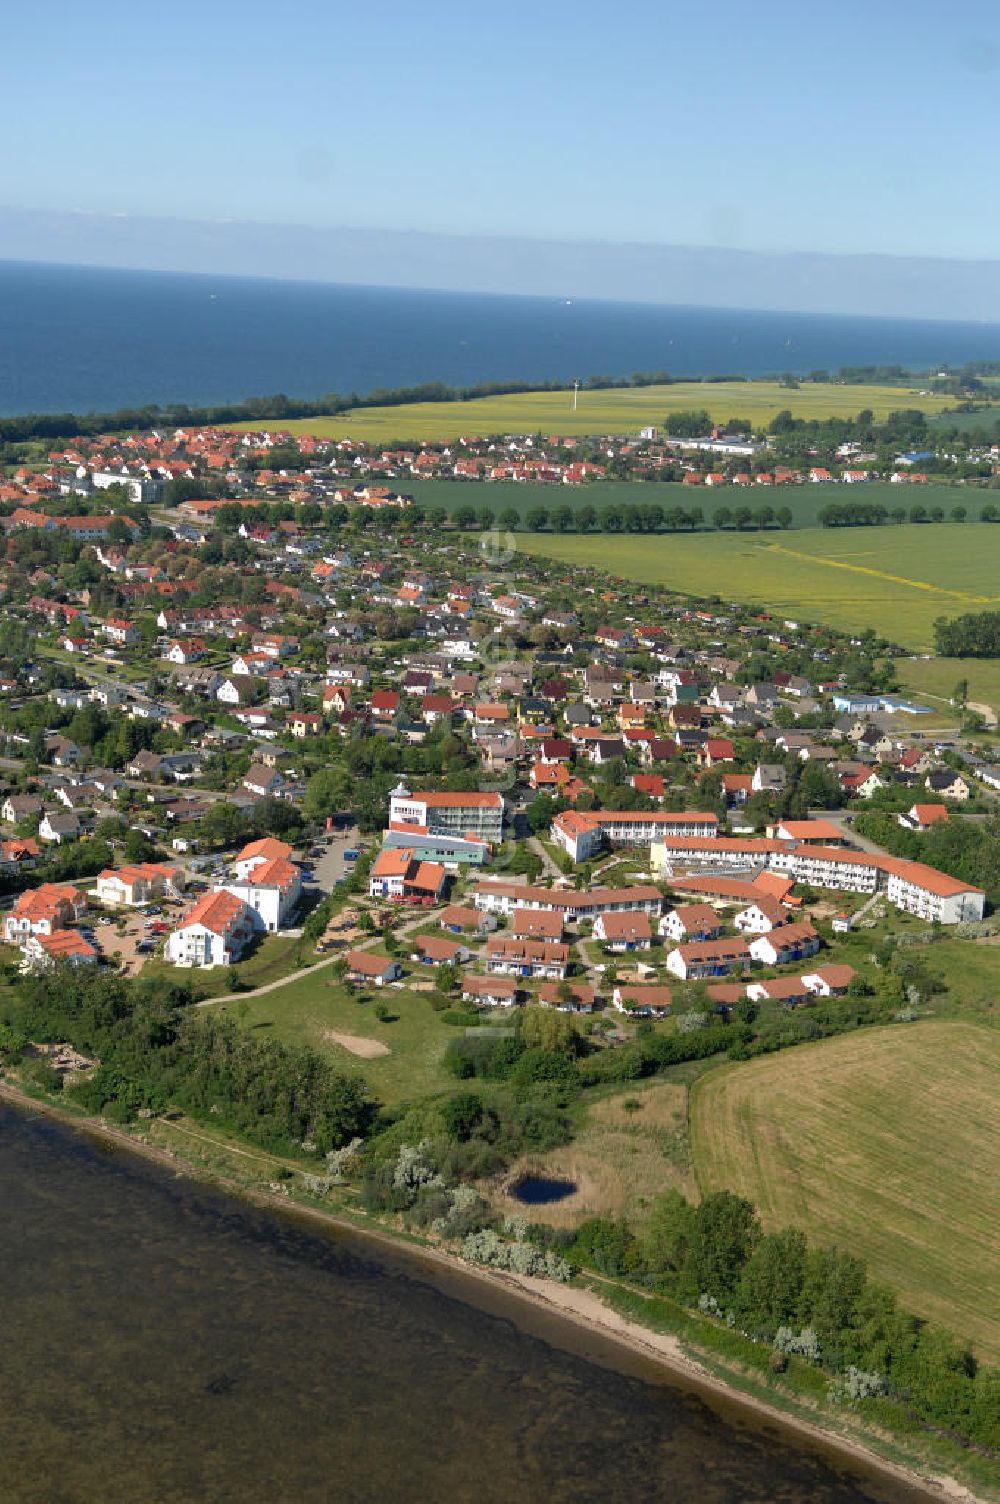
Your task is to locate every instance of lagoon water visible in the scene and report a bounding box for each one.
[3,258,1000,416]
[0,1104,931,1504]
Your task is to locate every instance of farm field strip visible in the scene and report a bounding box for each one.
[761,542,1000,604]
[224,380,959,443]
[690,1021,1000,1363]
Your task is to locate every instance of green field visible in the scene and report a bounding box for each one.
[897,654,1000,720]
[690,1021,1000,1362]
[512,522,1000,647]
[226,380,958,443]
[219,970,457,1106]
[413,477,977,530]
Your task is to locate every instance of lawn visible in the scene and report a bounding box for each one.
[690,1020,1000,1362]
[143,934,303,997]
[219,970,458,1107]
[512,522,1000,648]
[224,380,957,444]
[896,654,1000,720]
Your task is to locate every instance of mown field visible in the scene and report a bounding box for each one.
[226,380,958,443]
[512,522,1000,648]
[690,1021,1000,1363]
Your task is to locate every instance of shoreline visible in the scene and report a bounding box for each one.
[0,1079,984,1504]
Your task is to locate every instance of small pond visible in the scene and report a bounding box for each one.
[512,1176,578,1205]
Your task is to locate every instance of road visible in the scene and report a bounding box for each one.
[811,810,890,856]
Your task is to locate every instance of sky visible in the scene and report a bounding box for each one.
[3,0,1000,300]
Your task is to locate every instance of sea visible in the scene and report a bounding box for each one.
[0,1103,933,1504]
[3,259,1000,417]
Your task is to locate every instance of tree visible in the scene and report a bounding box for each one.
[736,1227,808,1333]
[525,506,549,532]
[712,506,733,530]
[643,1190,695,1277]
[684,1191,759,1301]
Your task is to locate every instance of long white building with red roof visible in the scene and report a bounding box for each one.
[640,829,983,925]
[551,809,717,862]
[389,781,503,842]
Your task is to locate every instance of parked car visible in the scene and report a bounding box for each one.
[343,848,360,862]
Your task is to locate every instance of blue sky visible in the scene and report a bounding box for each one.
[3,0,1000,269]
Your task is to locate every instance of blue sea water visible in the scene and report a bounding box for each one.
[2,258,1000,416]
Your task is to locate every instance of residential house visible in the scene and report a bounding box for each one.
[165,890,255,968]
[747,921,820,966]
[224,856,302,932]
[344,950,403,987]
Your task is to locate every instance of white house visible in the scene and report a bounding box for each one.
[165,890,255,968]
[747,921,820,967]
[231,837,295,882]
[224,856,302,933]
[95,862,185,908]
[23,929,98,970]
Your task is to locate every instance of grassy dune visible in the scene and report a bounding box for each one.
[513,523,1000,647]
[226,380,957,443]
[690,1021,1000,1362]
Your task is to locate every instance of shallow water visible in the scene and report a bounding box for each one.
[0,1105,931,1503]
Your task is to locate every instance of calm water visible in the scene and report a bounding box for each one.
[0,1105,932,1504]
[513,1175,578,1205]
[3,259,1000,415]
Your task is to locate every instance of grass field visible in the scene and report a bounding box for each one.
[220,970,456,1106]
[897,654,1000,719]
[513,522,1000,647]
[225,380,958,443]
[690,1021,1000,1362]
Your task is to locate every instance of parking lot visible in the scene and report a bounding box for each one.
[89,900,185,976]
[302,824,362,896]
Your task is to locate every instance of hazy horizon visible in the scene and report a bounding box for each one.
[6,207,1000,327]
